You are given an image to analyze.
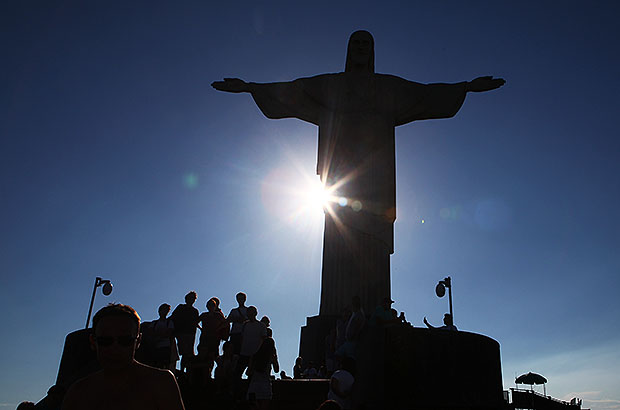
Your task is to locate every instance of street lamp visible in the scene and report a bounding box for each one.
[435,276,453,323]
[85,277,113,329]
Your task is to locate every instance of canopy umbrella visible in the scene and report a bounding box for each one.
[516,372,547,395]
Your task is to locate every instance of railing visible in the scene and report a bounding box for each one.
[510,388,581,410]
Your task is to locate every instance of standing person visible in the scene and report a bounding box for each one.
[260,315,272,337]
[335,307,352,352]
[197,298,228,374]
[152,304,178,371]
[61,304,185,410]
[370,297,405,327]
[246,337,279,410]
[293,357,304,379]
[210,297,230,341]
[335,296,365,360]
[227,292,248,355]
[214,341,238,402]
[171,291,199,373]
[238,306,268,375]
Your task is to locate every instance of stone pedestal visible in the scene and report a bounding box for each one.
[56,329,100,389]
[298,314,338,366]
[355,325,504,409]
[300,318,504,409]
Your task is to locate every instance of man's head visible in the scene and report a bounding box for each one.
[247,305,258,320]
[158,303,171,318]
[443,313,453,326]
[185,291,197,305]
[236,292,247,306]
[345,30,375,73]
[91,304,141,370]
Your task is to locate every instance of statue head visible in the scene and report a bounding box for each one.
[345,30,374,73]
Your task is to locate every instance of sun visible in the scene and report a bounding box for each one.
[304,179,332,213]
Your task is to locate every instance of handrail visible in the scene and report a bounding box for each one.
[510,388,576,405]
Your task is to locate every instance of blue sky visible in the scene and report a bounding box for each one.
[2,1,619,409]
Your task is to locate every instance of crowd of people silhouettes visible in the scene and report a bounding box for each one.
[18,290,457,410]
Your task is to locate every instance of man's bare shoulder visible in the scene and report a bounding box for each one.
[133,362,185,409]
[133,361,176,383]
[61,370,104,409]
[62,363,184,410]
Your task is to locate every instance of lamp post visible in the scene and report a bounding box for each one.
[85,277,113,329]
[435,276,453,323]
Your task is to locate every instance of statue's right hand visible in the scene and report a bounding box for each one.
[211,78,249,93]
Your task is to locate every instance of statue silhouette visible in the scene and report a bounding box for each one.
[213,30,504,315]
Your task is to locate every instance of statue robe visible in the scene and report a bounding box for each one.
[251,72,467,315]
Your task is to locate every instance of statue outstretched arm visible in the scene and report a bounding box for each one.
[212,76,326,125]
[465,76,506,92]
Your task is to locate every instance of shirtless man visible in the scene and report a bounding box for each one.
[61,304,185,410]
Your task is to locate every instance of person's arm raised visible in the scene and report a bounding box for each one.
[423,316,435,329]
[465,76,506,93]
[211,78,254,93]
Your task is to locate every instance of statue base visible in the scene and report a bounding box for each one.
[300,317,505,409]
[298,314,338,366]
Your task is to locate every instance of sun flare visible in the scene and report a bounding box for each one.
[304,179,332,212]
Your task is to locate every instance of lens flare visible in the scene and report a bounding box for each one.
[183,173,199,189]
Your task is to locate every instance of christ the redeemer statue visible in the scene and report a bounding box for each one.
[213,30,504,316]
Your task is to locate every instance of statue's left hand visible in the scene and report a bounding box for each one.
[211,78,250,93]
[466,76,506,92]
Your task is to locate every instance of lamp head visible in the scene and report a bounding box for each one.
[102,281,113,296]
[435,282,446,298]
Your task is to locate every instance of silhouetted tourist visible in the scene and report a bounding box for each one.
[293,356,304,379]
[16,402,35,410]
[152,303,178,370]
[246,336,279,410]
[61,303,185,410]
[335,296,365,359]
[197,298,228,373]
[424,313,457,331]
[237,306,268,375]
[335,307,351,351]
[303,362,318,379]
[214,340,238,406]
[279,370,292,380]
[260,315,272,337]
[227,292,248,355]
[171,291,200,373]
[370,297,405,327]
[317,400,342,410]
[328,357,355,410]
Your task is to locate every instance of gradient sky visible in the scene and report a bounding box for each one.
[2,1,619,409]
